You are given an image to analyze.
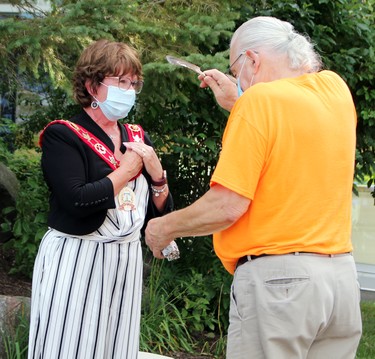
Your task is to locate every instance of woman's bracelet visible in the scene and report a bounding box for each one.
[150,184,168,197]
[151,170,167,186]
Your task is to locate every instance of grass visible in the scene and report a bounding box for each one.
[2,299,375,359]
[357,301,375,359]
[1,302,29,359]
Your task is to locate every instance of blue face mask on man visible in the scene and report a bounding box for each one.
[236,56,256,97]
[237,56,248,97]
[237,79,244,97]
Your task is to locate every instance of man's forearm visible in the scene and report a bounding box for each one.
[164,189,238,238]
[145,185,250,255]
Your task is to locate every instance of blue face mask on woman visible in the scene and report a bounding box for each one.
[93,84,136,121]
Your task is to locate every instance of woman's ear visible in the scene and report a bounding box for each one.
[245,49,260,74]
[85,80,96,96]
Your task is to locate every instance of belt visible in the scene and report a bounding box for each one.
[236,252,351,269]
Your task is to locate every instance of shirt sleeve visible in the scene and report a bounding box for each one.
[210,94,268,200]
[41,124,116,218]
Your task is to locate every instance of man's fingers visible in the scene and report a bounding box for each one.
[152,248,165,259]
[202,74,222,94]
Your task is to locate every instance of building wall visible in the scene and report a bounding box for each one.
[352,185,375,291]
[0,0,51,17]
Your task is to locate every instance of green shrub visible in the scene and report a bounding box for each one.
[140,254,230,357]
[1,145,48,278]
[0,89,77,278]
[140,258,195,355]
[162,237,233,330]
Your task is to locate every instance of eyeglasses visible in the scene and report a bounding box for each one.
[226,50,258,78]
[225,52,245,78]
[105,76,144,94]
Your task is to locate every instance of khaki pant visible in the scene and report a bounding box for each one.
[227,253,362,359]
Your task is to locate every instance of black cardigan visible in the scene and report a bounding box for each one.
[40,111,173,235]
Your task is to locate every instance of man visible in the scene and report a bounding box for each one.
[145,16,362,358]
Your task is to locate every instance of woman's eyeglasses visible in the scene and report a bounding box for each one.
[105,76,144,94]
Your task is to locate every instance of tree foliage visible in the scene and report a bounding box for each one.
[0,0,374,344]
[1,0,373,190]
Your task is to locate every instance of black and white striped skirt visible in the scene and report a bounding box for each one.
[28,229,143,359]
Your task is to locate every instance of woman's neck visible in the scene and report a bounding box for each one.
[84,107,120,139]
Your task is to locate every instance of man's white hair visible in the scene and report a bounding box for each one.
[231,16,322,72]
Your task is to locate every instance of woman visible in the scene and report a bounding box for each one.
[28,39,173,359]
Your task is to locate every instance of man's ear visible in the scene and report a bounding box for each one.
[245,49,260,74]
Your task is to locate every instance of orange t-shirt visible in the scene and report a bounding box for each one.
[210,71,357,274]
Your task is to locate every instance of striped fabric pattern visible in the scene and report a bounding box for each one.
[28,176,148,359]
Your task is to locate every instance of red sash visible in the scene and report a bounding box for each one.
[39,120,145,176]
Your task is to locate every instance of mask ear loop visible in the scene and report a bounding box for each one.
[237,56,248,97]
[87,81,100,109]
[249,74,255,87]
[91,82,112,109]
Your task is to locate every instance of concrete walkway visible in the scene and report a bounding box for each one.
[139,353,173,359]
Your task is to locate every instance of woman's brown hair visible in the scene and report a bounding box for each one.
[73,39,143,107]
